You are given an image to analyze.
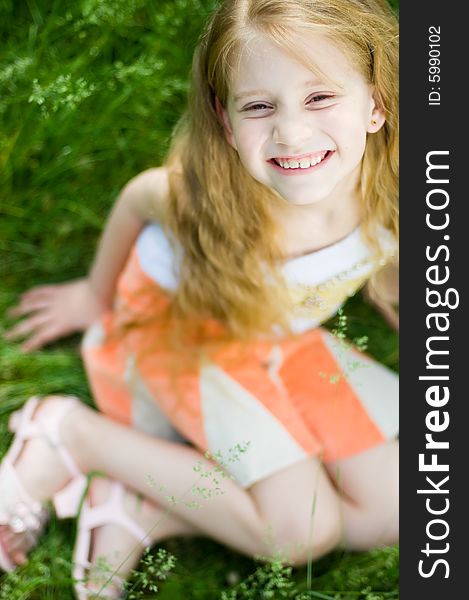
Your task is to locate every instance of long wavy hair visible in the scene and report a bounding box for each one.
[161,0,398,348]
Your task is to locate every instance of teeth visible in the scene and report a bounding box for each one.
[275,152,328,170]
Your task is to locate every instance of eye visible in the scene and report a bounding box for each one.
[241,102,273,112]
[306,93,336,107]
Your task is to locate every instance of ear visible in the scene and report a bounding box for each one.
[367,89,386,133]
[215,96,237,149]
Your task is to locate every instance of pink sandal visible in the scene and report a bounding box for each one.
[0,396,87,572]
[73,480,152,599]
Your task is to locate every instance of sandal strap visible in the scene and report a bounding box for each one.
[1,396,87,572]
[7,396,42,463]
[53,473,88,519]
[9,396,82,479]
[0,460,43,518]
[0,461,48,531]
[0,459,49,572]
[79,482,152,548]
[4,396,87,521]
[73,481,151,599]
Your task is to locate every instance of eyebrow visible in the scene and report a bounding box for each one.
[233,79,324,102]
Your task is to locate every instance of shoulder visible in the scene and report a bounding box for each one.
[121,167,170,223]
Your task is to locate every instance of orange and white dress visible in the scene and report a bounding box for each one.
[81,223,398,488]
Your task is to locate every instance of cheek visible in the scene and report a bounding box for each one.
[234,123,265,162]
[325,112,368,155]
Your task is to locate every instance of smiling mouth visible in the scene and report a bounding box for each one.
[270,150,333,170]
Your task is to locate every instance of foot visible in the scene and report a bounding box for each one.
[0,396,86,569]
[75,477,164,599]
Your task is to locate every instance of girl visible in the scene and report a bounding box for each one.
[1,0,399,597]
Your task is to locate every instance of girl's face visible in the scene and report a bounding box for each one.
[219,34,384,208]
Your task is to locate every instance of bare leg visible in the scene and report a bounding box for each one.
[11,397,340,563]
[78,476,198,598]
[9,397,396,567]
[2,398,197,566]
[42,397,342,563]
[325,440,399,550]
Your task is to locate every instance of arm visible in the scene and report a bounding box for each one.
[363,262,399,331]
[5,167,169,351]
[88,167,169,307]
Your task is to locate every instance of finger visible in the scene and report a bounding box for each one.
[8,304,31,318]
[7,288,57,317]
[4,315,51,341]
[8,298,54,318]
[21,325,69,352]
[16,284,60,305]
[21,284,61,300]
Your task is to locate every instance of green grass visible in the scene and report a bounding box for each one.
[1,1,398,598]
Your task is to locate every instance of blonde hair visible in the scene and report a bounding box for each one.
[162,0,398,345]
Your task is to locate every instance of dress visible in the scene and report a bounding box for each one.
[81,223,399,488]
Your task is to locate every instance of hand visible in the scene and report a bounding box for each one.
[4,279,108,352]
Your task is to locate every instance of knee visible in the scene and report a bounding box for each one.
[375,506,399,547]
[262,504,342,566]
[355,494,399,549]
[41,394,93,468]
[371,465,399,547]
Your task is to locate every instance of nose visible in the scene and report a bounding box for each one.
[272,109,313,149]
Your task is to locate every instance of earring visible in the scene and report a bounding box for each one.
[371,119,377,126]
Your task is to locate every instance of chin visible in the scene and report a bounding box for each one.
[277,189,330,206]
